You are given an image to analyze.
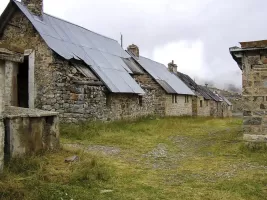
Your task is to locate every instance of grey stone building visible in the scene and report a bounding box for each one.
[127,45,195,116]
[0,47,59,173]
[230,40,267,145]
[170,63,212,117]
[0,0,196,122]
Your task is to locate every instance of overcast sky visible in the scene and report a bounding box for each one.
[2,0,267,89]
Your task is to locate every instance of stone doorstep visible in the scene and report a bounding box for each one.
[3,106,58,119]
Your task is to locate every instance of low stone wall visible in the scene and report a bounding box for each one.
[3,106,60,157]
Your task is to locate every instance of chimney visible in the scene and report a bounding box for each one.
[22,0,43,18]
[168,60,177,74]
[127,44,139,58]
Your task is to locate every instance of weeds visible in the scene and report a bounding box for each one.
[1,117,267,200]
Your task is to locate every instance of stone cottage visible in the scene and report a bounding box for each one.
[217,93,233,118]
[230,40,267,144]
[0,48,60,172]
[170,62,212,117]
[127,45,195,116]
[0,0,175,122]
[198,85,223,117]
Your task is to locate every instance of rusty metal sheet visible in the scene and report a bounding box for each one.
[13,0,144,94]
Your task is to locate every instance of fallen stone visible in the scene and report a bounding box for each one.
[65,155,79,163]
[100,189,113,194]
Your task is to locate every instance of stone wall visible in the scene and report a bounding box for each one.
[0,117,4,171]
[210,100,223,117]
[0,9,164,122]
[133,73,166,116]
[4,107,60,157]
[242,50,267,143]
[197,97,211,117]
[165,95,192,116]
[0,10,55,110]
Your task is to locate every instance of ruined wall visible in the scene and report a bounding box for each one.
[242,50,267,143]
[165,95,192,116]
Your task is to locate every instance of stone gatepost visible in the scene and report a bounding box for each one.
[230,40,267,147]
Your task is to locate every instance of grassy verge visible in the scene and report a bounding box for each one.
[1,116,267,200]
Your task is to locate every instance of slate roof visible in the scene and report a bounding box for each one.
[127,52,195,95]
[176,72,212,100]
[217,94,232,106]
[198,86,223,102]
[0,0,145,94]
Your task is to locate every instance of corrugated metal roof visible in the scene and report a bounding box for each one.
[128,53,195,95]
[176,72,211,100]
[12,0,144,94]
[217,94,232,106]
[123,58,144,74]
[198,86,222,102]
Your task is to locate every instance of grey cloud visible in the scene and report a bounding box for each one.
[1,0,267,89]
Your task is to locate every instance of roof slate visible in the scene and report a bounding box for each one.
[127,51,195,95]
[198,86,222,102]
[8,0,145,94]
[176,72,212,100]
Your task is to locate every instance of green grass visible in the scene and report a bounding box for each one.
[1,116,267,199]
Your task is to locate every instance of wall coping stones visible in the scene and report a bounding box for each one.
[3,106,58,119]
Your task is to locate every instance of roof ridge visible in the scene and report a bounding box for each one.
[140,55,167,67]
[13,0,118,43]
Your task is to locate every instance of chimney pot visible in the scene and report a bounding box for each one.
[22,0,43,18]
[127,44,139,58]
[168,60,177,74]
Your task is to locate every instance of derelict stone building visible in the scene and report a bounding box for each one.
[127,46,195,116]
[0,0,197,122]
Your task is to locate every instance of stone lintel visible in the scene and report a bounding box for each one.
[0,53,24,63]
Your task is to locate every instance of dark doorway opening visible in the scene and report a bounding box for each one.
[4,119,11,161]
[18,56,29,108]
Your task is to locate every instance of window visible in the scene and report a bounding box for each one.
[206,100,209,106]
[185,95,189,103]
[138,96,143,106]
[200,100,203,107]
[172,95,177,103]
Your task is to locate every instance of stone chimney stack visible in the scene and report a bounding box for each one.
[22,0,43,18]
[168,60,178,74]
[127,44,139,58]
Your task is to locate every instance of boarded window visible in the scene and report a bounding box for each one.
[74,64,98,80]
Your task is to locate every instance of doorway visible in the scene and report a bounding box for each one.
[17,56,29,108]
